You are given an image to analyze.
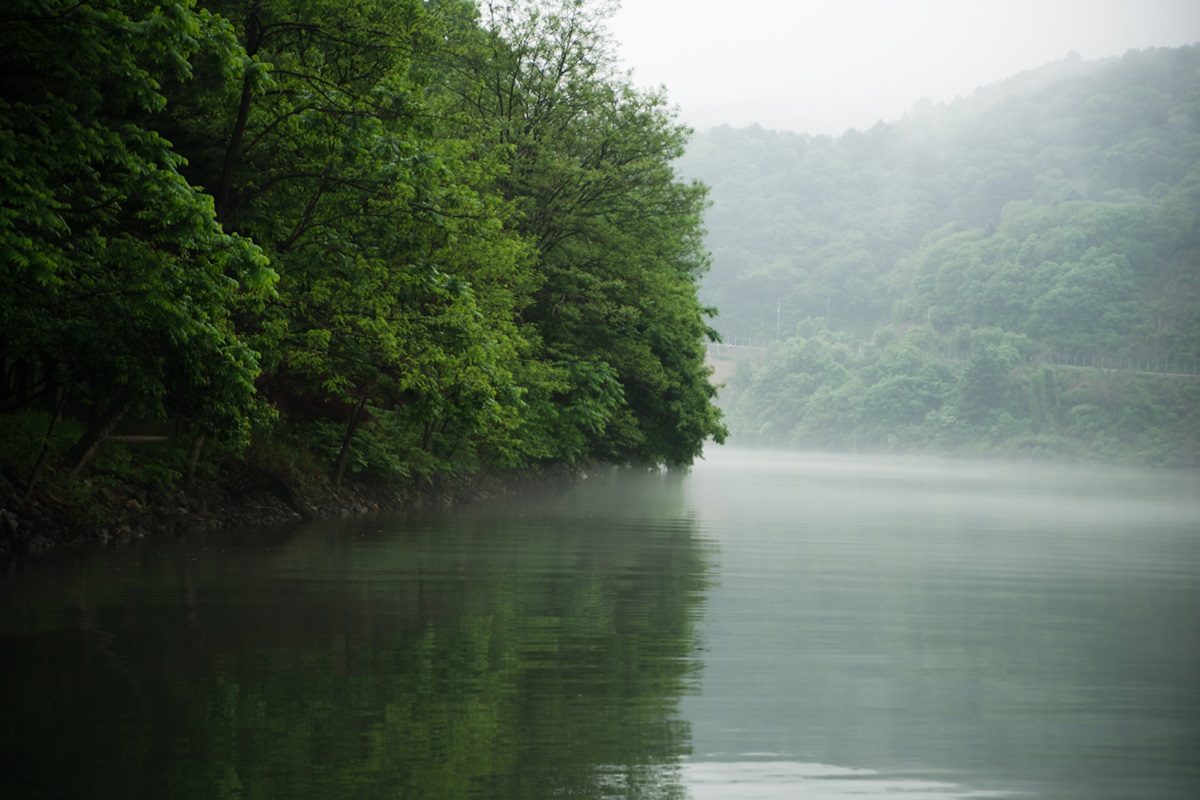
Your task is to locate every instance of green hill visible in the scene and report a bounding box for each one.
[683,46,1200,464]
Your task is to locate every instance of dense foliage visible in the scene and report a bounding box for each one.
[683,46,1200,464]
[0,0,725,507]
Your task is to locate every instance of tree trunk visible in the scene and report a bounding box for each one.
[20,386,68,505]
[215,11,262,222]
[63,397,131,477]
[333,392,369,487]
[184,431,206,488]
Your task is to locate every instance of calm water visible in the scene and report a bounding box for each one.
[2,449,1198,799]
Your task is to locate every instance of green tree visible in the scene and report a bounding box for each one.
[730,335,853,445]
[171,0,540,481]
[441,0,725,466]
[0,0,276,479]
[1028,251,1139,354]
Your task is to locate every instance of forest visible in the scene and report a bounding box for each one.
[0,0,726,540]
[687,46,1200,465]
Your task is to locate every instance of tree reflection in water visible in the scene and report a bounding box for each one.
[0,469,712,800]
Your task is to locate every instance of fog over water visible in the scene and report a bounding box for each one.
[679,448,1200,798]
[5,5,1198,796]
[4,447,1198,798]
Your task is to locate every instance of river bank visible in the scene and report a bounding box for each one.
[0,461,583,557]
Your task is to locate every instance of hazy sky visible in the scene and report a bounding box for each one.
[607,0,1200,135]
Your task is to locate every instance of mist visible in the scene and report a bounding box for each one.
[611,0,1200,136]
[674,39,1200,466]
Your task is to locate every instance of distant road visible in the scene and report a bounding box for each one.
[705,342,1198,380]
[706,343,769,358]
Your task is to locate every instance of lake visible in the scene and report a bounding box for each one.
[2,448,1198,799]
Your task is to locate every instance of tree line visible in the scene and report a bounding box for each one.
[723,325,1200,465]
[0,0,726,503]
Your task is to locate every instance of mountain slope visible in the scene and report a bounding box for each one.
[682,45,1200,464]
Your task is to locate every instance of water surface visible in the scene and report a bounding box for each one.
[683,450,1200,799]
[2,449,1197,798]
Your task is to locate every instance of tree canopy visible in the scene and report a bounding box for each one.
[0,0,277,472]
[0,0,725,503]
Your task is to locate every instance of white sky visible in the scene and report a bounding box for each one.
[607,0,1200,135]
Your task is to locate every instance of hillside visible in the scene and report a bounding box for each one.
[683,46,1200,464]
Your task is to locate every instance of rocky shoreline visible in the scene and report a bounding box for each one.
[0,463,582,557]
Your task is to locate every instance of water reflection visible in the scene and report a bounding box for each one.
[681,448,1200,800]
[0,469,711,800]
[3,451,1199,799]
[685,760,1018,798]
